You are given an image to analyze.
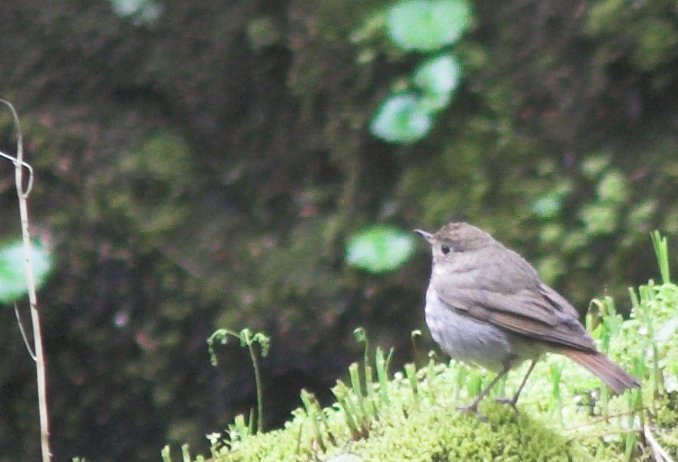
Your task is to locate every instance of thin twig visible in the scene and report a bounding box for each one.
[564,408,646,432]
[644,424,675,462]
[1,99,52,462]
[0,150,34,193]
[13,302,36,360]
[568,427,643,440]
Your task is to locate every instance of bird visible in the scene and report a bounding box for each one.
[415,222,640,415]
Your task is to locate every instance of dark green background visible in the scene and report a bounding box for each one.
[1,1,677,460]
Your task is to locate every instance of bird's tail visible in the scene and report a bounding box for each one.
[562,349,640,394]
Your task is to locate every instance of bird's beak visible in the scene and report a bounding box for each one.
[414,229,433,242]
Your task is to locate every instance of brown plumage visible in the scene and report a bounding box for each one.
[416,222,640,414]
[561,349,639,393]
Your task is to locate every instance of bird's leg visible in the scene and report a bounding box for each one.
[458,364,511,418]
[495,359,537,413]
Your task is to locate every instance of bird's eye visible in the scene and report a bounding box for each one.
[441,244,451,255]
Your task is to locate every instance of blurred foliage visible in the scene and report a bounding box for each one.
[387,0,471,51]
[368,0,470,143]
[345,225,415,273]
[414,54,462,110]
[370,93,434,143]
[0,239,53,303]
[108,0,162,25]
[1,0,678,461]
[105,131,193,242]
[586,0,678,87]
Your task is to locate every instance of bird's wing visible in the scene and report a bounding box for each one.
[433,249,596,351]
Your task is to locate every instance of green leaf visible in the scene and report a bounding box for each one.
[0,239,53,304]
[531,193,563,219]
[370,93,433,144]
[387,0,471,51]
[579,204,618,235]
[346,226,416,273]
[581,154,610,179]
[413,53,461,110]
[597,170,628,204]
[108,0,162,25]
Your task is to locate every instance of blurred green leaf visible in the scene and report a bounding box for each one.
[537,255,564,283]
[108,0,162,25]
[346,226,416,273]
[597,170,628,203]
[370,94,433,144]
[387,0,471,51]
[531,193,563,219]
[413,53,461,110]
[580,204,618,235]
[628,201,656,228]
[539,224,563,245]
[581,154,610,179]
[0,239,53,304]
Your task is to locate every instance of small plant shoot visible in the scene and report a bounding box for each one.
[346,225,416,273]
[207,328,270,433]
[0,239,53,304]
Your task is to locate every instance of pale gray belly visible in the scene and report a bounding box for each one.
[424,286,541,371]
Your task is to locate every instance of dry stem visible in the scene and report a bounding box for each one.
[1,99,51,462]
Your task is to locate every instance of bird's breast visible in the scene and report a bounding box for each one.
[424,284,536,371]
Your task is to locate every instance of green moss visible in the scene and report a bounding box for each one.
[586,0,678,82]
[170,271,678,462]
[351,405,583,462]
[110,131,193,240]
[178,355,642,462]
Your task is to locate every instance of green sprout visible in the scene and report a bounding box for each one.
[375,346,394,406]
[207,328,270,433]
[651,230,670,284]
[549,363,563,425]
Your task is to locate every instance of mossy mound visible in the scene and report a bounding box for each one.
[167,357,639,462]
[211,406,585,462]
[348,405,584,462]
[168,275,678,462]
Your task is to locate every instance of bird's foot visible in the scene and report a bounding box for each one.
[494,397,520,415]
[457,402,487,421]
